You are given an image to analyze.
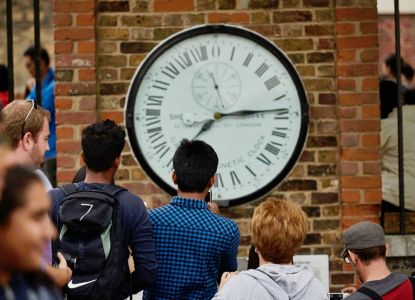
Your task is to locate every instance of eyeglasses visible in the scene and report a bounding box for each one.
[21,100,38,139]
[342,251,351,264]
[341,249,357,264]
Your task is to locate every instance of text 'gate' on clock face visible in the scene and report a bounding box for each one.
[125,24,309,206]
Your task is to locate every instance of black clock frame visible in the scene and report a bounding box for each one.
[125,24,309,207]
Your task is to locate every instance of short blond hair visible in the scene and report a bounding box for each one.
[251,198,308,264]
[1,100,50,148]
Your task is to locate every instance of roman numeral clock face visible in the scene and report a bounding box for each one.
[125,25,309,206]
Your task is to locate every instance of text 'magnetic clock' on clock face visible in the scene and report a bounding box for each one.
[125,24,309,206]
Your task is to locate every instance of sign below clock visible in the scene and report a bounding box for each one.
[125,24,309,206]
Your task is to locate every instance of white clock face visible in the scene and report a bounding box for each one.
[126,25,308,205]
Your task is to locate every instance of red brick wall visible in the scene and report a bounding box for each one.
[53,0,382,291]
[335,1,381,285]
[54,0,97,182]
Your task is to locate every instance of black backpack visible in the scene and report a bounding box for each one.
[54,183,132,300]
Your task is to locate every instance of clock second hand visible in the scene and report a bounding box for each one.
[208,71,226,109]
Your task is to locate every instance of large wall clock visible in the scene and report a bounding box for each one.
[125,24,309,207]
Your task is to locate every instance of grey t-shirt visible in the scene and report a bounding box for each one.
[347,273,408,300]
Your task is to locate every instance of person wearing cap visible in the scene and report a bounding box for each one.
[341,222,415,299]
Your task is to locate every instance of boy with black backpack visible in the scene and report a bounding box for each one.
[50,119,157,300]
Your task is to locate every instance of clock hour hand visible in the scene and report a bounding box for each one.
[191,119,215,140]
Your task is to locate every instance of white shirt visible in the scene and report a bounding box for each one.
[35,169,53,191]
[381,105,415,210]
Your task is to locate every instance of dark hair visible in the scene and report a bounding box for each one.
[402,63,414,81]
[72,164,115,184]
[0,64,8,91]
[0,165,42,225]
[384,54,404,78]
[23,46,50,66]
[82,119,125,172]
[173,139,218,193]
[404,89,415,105]
[351,246,386,265]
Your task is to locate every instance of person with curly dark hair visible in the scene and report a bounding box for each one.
[49,119,156,299]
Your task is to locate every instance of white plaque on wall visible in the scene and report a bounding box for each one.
[293,254,329,291]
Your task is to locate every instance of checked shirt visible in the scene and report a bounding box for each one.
[143,196,240,300]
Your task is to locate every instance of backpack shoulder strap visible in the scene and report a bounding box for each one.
[60,183,79,196]
[60,183,126,197]
[54,183,80,266]
[101,184,126,197]
[357,286,383,300]
[409,277,415,300]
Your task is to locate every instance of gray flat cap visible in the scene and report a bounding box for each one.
[341,222,385,258]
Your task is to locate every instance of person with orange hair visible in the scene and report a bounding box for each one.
[213,198,327,300]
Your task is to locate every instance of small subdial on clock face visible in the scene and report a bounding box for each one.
[191,62,242,111]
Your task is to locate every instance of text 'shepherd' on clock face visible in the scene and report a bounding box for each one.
[125,24,309,206]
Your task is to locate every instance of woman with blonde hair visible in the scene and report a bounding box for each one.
[213,198,328,300]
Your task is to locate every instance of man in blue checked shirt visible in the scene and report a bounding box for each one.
[144,139,240,300]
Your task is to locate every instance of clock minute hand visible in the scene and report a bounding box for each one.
[214,108,287,119]
[190,108,287,140]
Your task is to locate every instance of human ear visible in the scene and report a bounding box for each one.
[113,156,121,169]
[348,251,358,264]
[21,131,34,151]
[172,170,177,184]
[207,175,215,189]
